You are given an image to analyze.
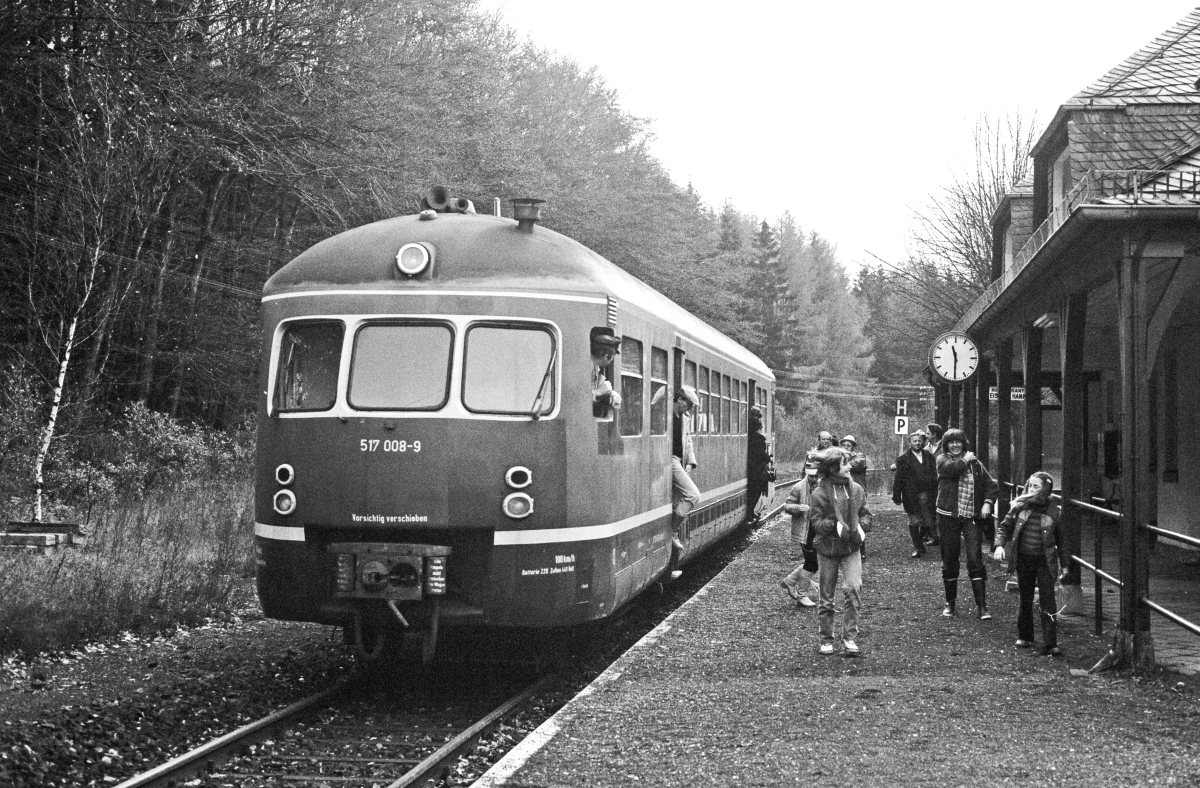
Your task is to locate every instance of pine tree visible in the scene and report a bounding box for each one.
[743,221,799,370]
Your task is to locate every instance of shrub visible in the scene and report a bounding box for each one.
[0,479,255,657]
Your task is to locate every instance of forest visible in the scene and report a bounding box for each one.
[0,0,1020,525]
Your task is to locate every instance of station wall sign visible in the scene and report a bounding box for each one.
[894,416,909,435]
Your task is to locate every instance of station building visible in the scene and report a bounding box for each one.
[946,10,1200,667]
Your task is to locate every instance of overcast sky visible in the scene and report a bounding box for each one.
[479,1,1197,275]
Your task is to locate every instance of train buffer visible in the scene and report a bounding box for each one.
[475,506,1200,786]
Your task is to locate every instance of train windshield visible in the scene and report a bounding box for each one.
[462,324,555,416]
[274,321,344,412]
[348,322,454,410]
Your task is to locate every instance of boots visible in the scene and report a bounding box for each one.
[972,578,991,620]
[942,579,957,616]
[668,513,686,580]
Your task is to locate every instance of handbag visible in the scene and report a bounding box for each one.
[802,519,819,573]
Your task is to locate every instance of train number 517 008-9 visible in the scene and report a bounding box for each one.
[360,439,422,453]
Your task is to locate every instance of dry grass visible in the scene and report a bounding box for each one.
[0,480,255,657]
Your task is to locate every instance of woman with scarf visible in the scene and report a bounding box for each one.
[935,428,998,620]
[808,447,873,656]
[994,471,1066,656]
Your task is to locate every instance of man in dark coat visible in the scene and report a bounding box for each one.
[892,431,938,557]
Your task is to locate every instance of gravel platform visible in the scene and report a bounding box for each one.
[481,505,1200,787]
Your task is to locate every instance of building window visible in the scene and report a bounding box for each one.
[1164,348,1179,482]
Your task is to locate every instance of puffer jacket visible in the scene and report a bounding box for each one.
[808,477,872,558]
[995,504,1066,576]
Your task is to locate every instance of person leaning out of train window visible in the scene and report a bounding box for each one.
[809,447,873,656]
[935,429,998,620]
[993,471,1066,656]
[590,329,622,417]
[668,385,701,581]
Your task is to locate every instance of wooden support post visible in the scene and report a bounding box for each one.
[976,358,992,470]
[1022,325,1044,480]
[996,339,1014,519]
[1114,236,1154,668]
[963,377,977,450]
[1059,293,1087,607]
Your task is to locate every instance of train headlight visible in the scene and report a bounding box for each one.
[275,463,294,486]
[334,554,356,592]
[502,492,533,519]
[505,466,532,489]
[396,242,433,277]
[273,489,297,516]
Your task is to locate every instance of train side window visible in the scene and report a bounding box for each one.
[274,321,344,413]
[349,322,454,410]
[739,380,748,432]
[711,368,722,434]
[619,337,643,436]
[722,375,732,435]
[462,323,556,416]
[697,366,710,433]
[649,347,669,435]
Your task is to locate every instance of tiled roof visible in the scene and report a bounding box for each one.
[1069,10,1200,107]
[1069,106,1200,172]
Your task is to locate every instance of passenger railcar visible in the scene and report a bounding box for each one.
[254,192,775,660]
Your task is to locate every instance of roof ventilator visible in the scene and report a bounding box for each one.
[512,198,545,233]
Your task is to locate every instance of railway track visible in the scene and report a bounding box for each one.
[114,672,551,788]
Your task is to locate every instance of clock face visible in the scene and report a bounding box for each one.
[930,332,979,382]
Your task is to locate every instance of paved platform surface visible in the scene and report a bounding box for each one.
[478,502,1200,787]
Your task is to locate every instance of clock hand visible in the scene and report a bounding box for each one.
[952,345,958,378]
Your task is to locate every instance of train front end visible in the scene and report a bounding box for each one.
[253,203,600,660]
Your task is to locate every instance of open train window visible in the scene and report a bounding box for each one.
[348,321,453,410]
[619,337,643,436]
[649,347,669,436]
[698,366,710,433]
[462,323,556,416]
[274,321,344,413]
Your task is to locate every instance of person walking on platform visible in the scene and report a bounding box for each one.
[779,468,819,608]
[839,435,869,489]
[994,471,1066,656]
[744,407,773,525]
[925,423,945,456]
[935,429,998,619]
[669,385,701,581]
[809,448,872,656]
[892,431,938,557]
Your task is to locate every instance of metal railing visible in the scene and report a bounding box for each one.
[1046,491,1200,641]
[955,169,1200,332]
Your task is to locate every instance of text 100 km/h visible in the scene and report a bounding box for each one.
[359,439,423,453]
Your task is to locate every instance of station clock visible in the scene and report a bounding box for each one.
[929,332,979,383]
